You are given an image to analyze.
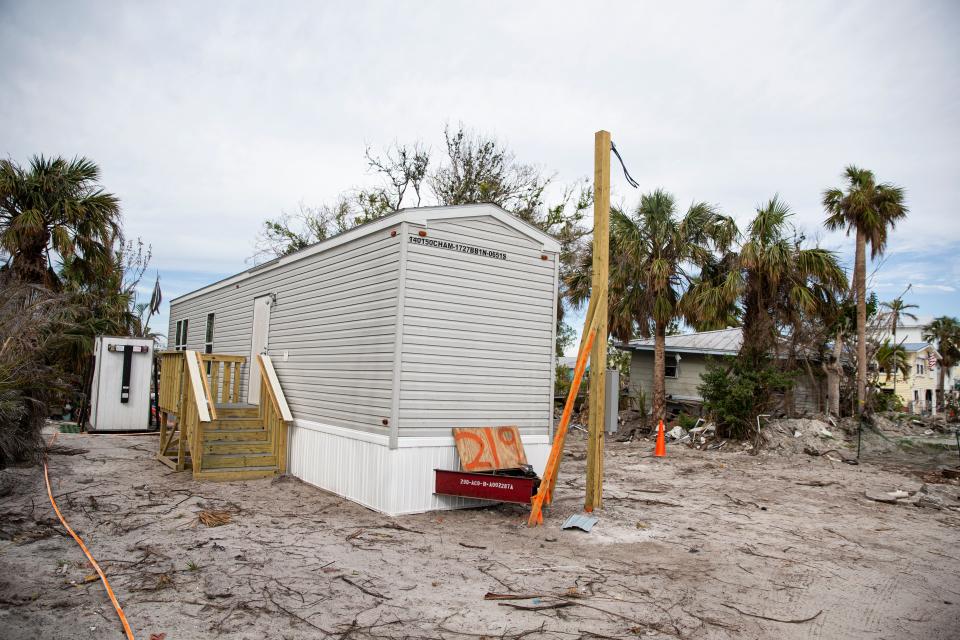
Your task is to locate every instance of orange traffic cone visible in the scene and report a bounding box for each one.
[654,419,666,457]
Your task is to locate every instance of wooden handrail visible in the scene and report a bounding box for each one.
[257,354,293,421]
[200,354,246,362]
[257,354,292,474]
[181,350,213,474]
[192,351,217,422]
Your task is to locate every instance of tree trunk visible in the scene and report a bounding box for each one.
[938,360,946,410]
[652,321,667,424]
[891,324,898,387]
[855,228,867,416]
[827,332,843,417]
[785,338,798,417]
[10,235,51,285]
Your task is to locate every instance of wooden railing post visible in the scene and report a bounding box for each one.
[222,362,233,404]
[210,360,220,404]
[232,360,241,403]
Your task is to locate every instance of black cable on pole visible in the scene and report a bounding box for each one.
[610,141,639,189]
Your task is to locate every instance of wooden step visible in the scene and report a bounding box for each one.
[198,428,269,442]
[207,417,264,429]
[215,404,260,419]
[202,440,273,455]
[193,466,278,482]
[202,452,277,469]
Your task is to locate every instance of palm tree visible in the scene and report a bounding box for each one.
[566,189,736,422]
[823,166,908,416]
[875,340,911,383]
[922,316,960,409]
[880,297,918,386]
[688,197,847,364]
[823,299,855,417]
[0,155,121,286]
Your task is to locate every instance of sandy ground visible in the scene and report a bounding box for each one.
[1,424,959,640]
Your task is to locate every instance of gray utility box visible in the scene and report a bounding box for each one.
[88,336,154,432]
[605,369,619,435]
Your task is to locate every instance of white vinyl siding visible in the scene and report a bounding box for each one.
[169,230,401,436]
[397,217,557,438]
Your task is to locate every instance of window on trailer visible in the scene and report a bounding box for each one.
[204,313,215,373]
[205,314,214,353]
[175,319,189,351]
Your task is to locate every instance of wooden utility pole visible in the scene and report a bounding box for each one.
[585,130,610,512]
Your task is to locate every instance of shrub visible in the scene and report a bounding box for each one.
[555,364,572,397]
[873,390,904,413]
[698,357,795,439]
[677,412,699,430]
[0,281,72,468]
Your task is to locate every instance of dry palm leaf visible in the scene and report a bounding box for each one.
[197,510,232,527]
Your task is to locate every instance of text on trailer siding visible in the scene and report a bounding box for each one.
[408,235,508,260]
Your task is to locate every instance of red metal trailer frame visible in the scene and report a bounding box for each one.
[434,469,536,504]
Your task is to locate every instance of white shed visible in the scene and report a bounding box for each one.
[88,336,154,432]
[168,204,559,514]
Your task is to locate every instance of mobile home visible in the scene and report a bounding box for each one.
[167,204,559,515]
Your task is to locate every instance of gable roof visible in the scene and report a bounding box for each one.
[622,329,942,363]
[901,342,938,354]
[621,328,742,356]
[172,203,560,305]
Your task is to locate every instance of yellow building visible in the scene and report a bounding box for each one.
[877,342,940,414]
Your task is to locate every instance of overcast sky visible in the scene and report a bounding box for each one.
[2,1,958,345]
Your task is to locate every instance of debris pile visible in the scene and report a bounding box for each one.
[761,418,851,456]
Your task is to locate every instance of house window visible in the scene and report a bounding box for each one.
[917,361,925,376]
[174,319,189,351]
[664,354,679,379]
[204,314,215,354]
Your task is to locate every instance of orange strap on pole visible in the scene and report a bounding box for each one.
[44,433,136,639]
[528,326,597,526]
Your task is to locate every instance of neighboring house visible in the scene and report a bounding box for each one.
[556,356,588,381]
[619,328,826,415]
[879,315,956,393]
[876,342,940,414]
[557,356,579,375]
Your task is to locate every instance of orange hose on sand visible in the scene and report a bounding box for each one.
[44,432,135,639]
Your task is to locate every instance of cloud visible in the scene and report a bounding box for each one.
[2,0,958,332]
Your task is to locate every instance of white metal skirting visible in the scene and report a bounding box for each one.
[287,419,550,516]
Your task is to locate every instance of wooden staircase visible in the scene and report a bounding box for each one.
[157,352,293,482]
[195,404,279,481]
